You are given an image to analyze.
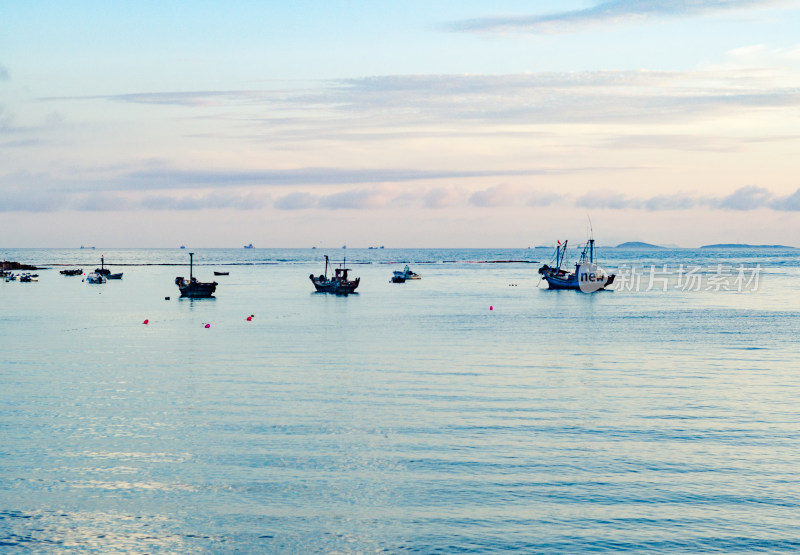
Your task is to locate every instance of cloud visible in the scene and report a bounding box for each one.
[124,166,546,191]
[469,183,521,207]
[316,188,390,210]
[423,187,464,209]
[770,188,800,211]
[274,192,318,210]
[527,192,566,206]
[449,0,790,34]
[643,194,698,211]
[576,190,637,209]
[714,185,773,210]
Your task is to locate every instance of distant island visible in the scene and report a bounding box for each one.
[615,242,666,249]
[700,243,795,249]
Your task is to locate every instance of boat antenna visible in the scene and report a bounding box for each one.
[189,252,194,281]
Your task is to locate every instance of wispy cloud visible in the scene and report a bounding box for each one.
[449,0,791,34]
[317,188,389,210]
[713,185,773,210]
[123,166,550,191]
[770,188,800,210]
[423,187,464,209]
[469,183,521,207]
[576,190,637,209]
[274,192,318,210]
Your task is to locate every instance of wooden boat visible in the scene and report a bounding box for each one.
[310,255,360,294]
[60,269,83,276]
[393,265,421,280]
[175,252,217,298]
[213,271,229,276]
[538,237,615,292]
[94,256,122,279]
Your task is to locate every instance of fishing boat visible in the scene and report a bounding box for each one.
[175,252,217,298]
[538,237,615,292]
[393,265,421,280]
[60,269,83,276]
[310,255,360,294]
[94,256,122,279]
[19,273,38,282]
[85,272,106,284]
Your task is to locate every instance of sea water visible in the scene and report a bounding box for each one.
[1,247,799,553]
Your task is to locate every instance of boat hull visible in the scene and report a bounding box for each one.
[539,264,615,291]
[310,275,360,294]
[176,277,217,298]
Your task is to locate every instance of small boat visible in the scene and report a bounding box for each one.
[94,256,122,279]
[19,273,38,282]
[310,255,360,294]
[538,236,615,292]
[393,265,421,280]
[60,269,83,276]
[391,275,406,283]
[175,252,217,298]
[244,243,254,249]
[85,272,106,284]
[213,271,229,276]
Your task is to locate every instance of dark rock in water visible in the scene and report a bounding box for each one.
[615,242,666,249]
[1,260,41,270]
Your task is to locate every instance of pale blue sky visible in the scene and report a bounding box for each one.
[2,0,800,246]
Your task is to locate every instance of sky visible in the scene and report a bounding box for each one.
[2,0,800,248]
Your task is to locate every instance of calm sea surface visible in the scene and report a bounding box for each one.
[1,247,799,553]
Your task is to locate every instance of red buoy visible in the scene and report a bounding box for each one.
[143,319,149,324]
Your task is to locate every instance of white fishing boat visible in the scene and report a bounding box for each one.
[393,265,421,280]
[85,272,106,284]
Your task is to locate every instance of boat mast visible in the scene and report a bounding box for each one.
[189,252,194,281]
[589,238,594,264]
[324,255,329,278]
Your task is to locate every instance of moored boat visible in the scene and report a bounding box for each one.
[393,265,421,280]
[310,255,360,294]
[60,269,83,276]
[175,252,217,298]
[538,237,615,292]
[94,256,122,279]
[85,272,106,284]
